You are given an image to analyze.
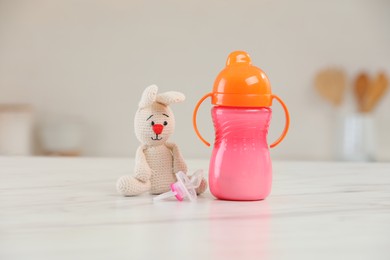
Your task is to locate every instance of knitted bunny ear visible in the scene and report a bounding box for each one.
[139,85,158,108]
[156,91,185,105]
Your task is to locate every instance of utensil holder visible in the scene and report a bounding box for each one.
[335,113,375,161]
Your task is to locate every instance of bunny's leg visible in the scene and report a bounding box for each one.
[116,146,152,196]
[116,176,151,196]
[167,142,208,195]
[195,179,207,195]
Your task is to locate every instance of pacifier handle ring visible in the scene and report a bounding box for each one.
[193,93,212,147]
[270,94,290,148]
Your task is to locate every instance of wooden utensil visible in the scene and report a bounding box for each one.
[315,68,346,106]
[363,72,389,112]
[354,72,370,112]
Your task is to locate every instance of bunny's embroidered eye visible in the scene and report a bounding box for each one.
[163,121,168,126]
[151,121,155,126]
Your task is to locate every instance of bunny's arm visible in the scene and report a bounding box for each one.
[166,142,187,174]
[134,145,153,182]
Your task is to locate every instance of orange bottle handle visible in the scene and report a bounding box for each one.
[193,93,290,148]
[270,94,290,148]
[193,93,213,147]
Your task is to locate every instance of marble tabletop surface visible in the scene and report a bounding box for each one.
[0,157,389,260]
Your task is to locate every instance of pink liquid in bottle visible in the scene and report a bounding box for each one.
[209,106,272,201]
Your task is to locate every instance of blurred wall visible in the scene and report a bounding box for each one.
[0,0,389,160]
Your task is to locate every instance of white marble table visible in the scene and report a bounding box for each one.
[0,157,389,260]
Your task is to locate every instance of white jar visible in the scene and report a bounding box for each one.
[0,105,34,155]
[39,116,84,156]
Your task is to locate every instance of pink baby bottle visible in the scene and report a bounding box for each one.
[193,51,290,201]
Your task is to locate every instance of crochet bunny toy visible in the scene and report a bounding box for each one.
[116,85,207,196]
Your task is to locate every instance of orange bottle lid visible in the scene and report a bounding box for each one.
[212,51,272,107]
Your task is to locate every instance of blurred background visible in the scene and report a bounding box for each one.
[0,0,389,161]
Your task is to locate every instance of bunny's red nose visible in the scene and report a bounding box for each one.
[152,124,163,135]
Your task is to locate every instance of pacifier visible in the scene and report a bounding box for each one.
[153,170,204,202]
